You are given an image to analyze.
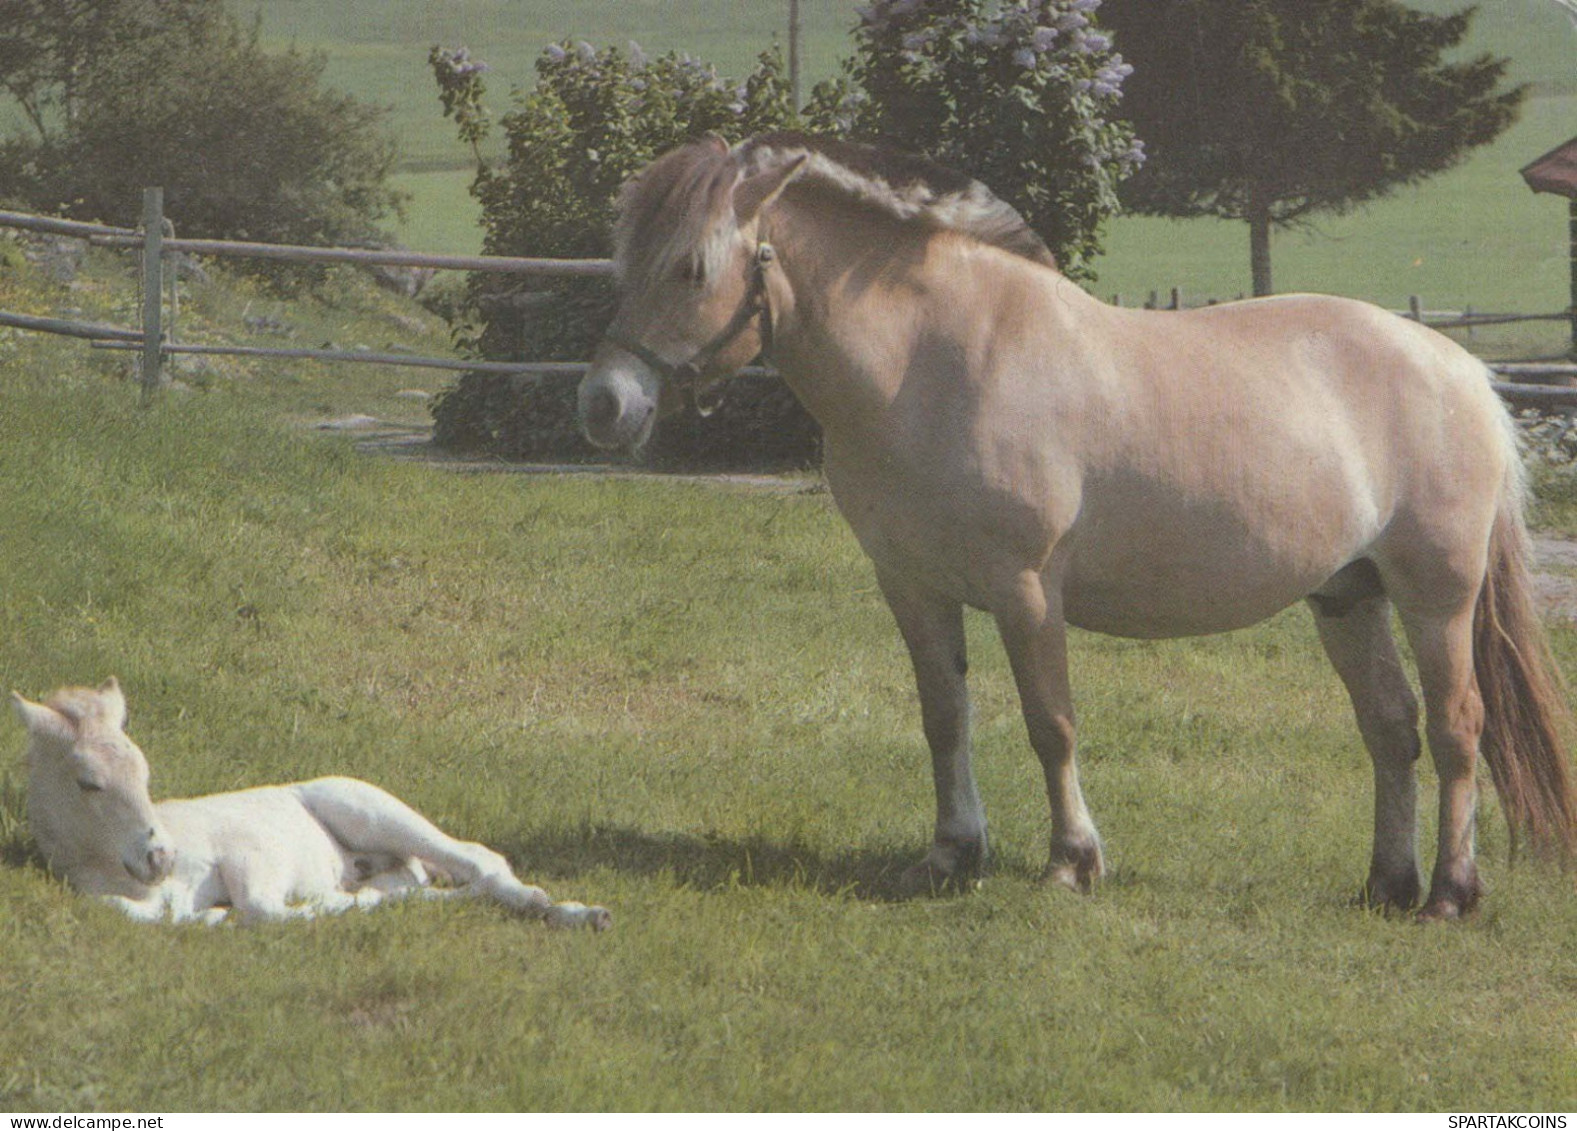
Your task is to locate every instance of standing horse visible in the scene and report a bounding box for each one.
[577,132,1577,918]
[12,679,611,928]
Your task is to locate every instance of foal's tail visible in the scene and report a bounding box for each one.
[1474,491,1577,860]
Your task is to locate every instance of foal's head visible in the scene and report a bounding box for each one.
[11,678,174,885]
[577,134,808,452]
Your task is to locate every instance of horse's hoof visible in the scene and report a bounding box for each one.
[896,861,980,899]
[1417,866,1481,923]
[1357,867,1421,914]
[896,838,986,899]
[1043,838,1103,894]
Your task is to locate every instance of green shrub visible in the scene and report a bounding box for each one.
[0,0,401,275]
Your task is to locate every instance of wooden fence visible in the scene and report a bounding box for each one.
[4,188,1577,409]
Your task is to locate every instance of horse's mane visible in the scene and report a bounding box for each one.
[613,131,1056,287]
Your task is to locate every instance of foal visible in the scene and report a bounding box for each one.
[12,679,611,929]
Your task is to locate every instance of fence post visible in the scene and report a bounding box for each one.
[140,187,163,400]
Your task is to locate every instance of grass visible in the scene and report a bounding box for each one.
[6,231,1577,1111]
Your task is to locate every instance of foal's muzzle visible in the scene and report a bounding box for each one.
[125,832,175,885]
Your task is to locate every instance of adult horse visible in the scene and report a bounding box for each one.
[576,132,1577,918]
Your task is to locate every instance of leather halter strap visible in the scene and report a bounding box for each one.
[602,241,777,416]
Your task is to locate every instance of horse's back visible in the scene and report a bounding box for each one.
[1054,292,1510,636]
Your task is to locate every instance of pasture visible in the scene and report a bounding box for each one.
[4,241,1577,1111]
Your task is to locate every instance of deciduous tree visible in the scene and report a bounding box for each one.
[1101,0,1523,295]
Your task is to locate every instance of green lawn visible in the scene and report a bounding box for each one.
[4,227,1577,1112]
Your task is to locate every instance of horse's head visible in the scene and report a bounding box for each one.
[577,136,808,452]
[11,678,175,886]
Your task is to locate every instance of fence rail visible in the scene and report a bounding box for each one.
[91,232,615,277]
[7,191,1577,409]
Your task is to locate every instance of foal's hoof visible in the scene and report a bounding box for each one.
[546,902,613,931]
[1043,839,1103,895]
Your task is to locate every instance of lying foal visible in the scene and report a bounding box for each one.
[12,680,610,929]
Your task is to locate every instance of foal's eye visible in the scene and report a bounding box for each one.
[76,778,103,794]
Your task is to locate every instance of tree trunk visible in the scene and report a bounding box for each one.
[1248,198,1273,297]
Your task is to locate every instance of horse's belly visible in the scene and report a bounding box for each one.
[1061,529,1352,638]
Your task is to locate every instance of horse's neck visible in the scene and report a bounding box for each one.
[767,202,1011,441]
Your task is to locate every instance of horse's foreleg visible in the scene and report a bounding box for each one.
[1310,593,1423,911]
[878,573,986,895]
[1401,607,1486,919]
[995,574,1103,893]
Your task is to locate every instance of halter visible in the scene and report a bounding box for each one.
[602,240,778,416]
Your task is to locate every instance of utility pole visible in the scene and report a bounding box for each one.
[789,0,802,113]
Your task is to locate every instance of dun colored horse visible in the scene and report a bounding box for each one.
[13,679,610,928]
[577,132,1577,918]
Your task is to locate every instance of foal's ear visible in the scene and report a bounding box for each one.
[733,154,809,225]
[98,677,128,727]
[10,693,73,741]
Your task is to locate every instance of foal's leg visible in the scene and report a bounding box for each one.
[1399,606,1486,919]
[879,572,987,894]
[292,778,611,929]
[995,573,1102,893]
[1309,593,1423,910]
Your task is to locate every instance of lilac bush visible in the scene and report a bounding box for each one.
[845,0,1140,278]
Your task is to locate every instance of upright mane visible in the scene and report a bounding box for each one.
[612,132,1056,287]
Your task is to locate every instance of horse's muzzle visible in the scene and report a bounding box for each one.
[577,354,661,452]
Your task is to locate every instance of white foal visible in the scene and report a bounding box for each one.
[11,680,611,929]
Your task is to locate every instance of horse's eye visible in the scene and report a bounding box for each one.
[676,258,705,287]
[76,779,104,794]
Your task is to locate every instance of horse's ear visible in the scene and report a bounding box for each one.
[733,153,809,226]
[11,693,72,741]
[703,132,729,155]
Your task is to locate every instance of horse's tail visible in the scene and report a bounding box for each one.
[1474,477,1577,860]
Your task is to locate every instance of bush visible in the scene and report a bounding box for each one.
[0,0,401,267]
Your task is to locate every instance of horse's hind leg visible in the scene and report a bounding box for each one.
[292,777,611,929]
[1397,605,1486,919]
[1308,588,1423,910]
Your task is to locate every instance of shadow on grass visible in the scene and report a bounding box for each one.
[498,823,984,902]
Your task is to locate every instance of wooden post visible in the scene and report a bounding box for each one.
[1170,286,1183,311]
[1408,294,1422,322]
[140,187,164,399]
